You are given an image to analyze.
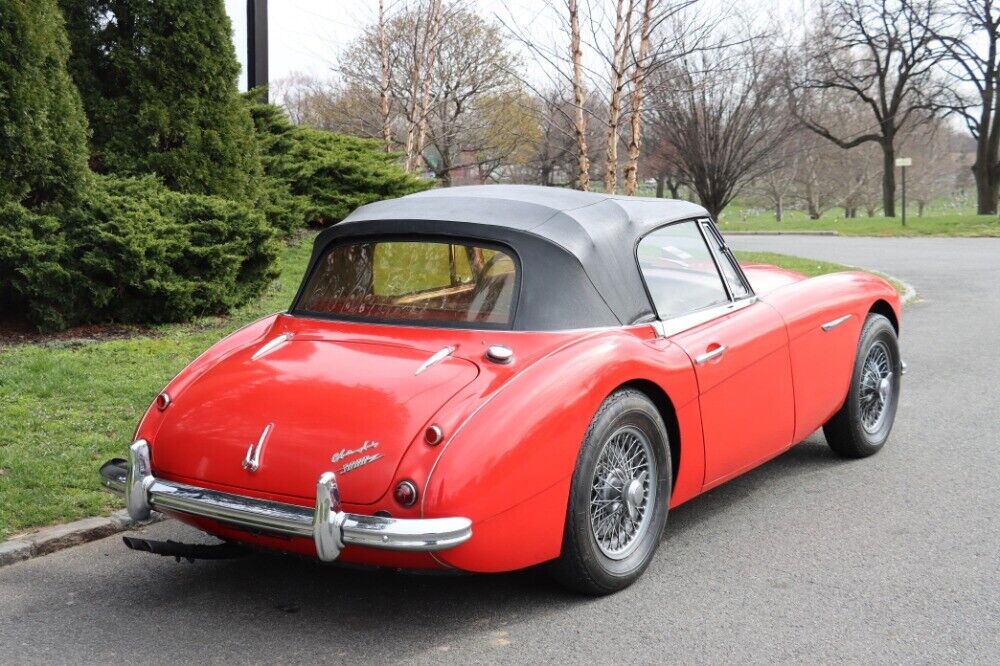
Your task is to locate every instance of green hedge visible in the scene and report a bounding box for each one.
[248,101,432,227]
[0,175,279,330]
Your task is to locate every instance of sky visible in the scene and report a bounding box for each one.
[225,0,557,91]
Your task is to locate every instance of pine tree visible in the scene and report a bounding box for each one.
[0,0,91,208]
[60,0,261,198]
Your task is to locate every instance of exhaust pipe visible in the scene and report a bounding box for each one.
[122,536,249,562]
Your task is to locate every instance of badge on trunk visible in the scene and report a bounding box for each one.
[331,440,382,474]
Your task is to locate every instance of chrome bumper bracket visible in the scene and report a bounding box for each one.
[100,440,472,562]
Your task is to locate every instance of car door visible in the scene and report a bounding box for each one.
[638,220,795,489]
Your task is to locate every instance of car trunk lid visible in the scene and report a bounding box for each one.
[150,335,478,504]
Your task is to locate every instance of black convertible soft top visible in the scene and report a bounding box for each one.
[299,185,710,330]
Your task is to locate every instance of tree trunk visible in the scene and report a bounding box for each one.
[881,138,896,217]
[413,0,443,170]
[603,0,634,195]
[917,200,926,217]
[568,0,589,191]
[623,0,653,196]
[377,0,393,153]
[667,179,680,198]
[655,176,664,198]
[973,35,1000,215]
[806,181,819,219]
[775,195,783,222]
[973,162,1000,215]
[540,164,552,186]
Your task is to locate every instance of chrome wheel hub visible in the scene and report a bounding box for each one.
[860,341,893,433]
[589,426,656,560]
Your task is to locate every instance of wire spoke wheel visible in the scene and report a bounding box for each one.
[589,425,656,560]
[858,340,893,434]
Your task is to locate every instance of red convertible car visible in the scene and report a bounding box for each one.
[100,185,903,594]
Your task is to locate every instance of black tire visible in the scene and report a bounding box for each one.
[823,313,902,458]
[549,389,671,595]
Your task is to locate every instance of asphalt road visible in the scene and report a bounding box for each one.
[2,235,998,664]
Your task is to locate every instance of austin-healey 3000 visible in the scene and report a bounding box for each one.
[101,185,903,594]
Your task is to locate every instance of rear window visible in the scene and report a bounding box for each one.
[295,239,518,327]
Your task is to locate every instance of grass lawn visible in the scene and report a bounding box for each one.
[0,236,904,540]
[735,251,869,278]
[0,236,314,540]
[718,208,1000,237]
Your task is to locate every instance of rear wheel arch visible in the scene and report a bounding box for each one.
[615,379,680,494]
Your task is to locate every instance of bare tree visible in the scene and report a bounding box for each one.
[421,10,524,184]
[927,0,1000,213]
[651,34,792,218]
[271,72,329,125]
[898,117,963,215]
[790,0,947,217]
[524,89,584,185]
[752,134,802,221]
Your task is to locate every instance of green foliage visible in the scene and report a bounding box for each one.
[0,175,279,331]
[247,99,432,227]
[60,0,261,198]
[0,0,91,207]
[0,235,315,539]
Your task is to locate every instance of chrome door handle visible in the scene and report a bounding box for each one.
[695,345,727,364]
[821,314,851,332]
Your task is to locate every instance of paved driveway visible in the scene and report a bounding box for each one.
[1,235,998,664]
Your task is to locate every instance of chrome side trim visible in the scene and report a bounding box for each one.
[251,333,292,361]
[821,314,852,332]
[415,346,454,375]
[100,443,472,561]
[656,296,759,339]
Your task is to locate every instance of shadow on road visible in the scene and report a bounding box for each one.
[122,434,848,609]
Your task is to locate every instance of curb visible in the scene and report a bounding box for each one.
[871,269,918,306]
[0,510,164,568]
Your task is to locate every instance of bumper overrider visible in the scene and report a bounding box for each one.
[99,440,472,562]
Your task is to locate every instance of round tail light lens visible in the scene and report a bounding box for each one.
[393,480,418,507]
[155,392,171,411]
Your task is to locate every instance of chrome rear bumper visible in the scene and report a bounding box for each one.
[99,440,472,562]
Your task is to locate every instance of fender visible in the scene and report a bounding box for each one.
[419,325,701,572]
[762,272,900,442]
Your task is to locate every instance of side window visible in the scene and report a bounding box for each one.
[637,221,730,319]
[700,221,751,299]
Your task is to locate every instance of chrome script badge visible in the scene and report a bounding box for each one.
[331,440,382,474]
